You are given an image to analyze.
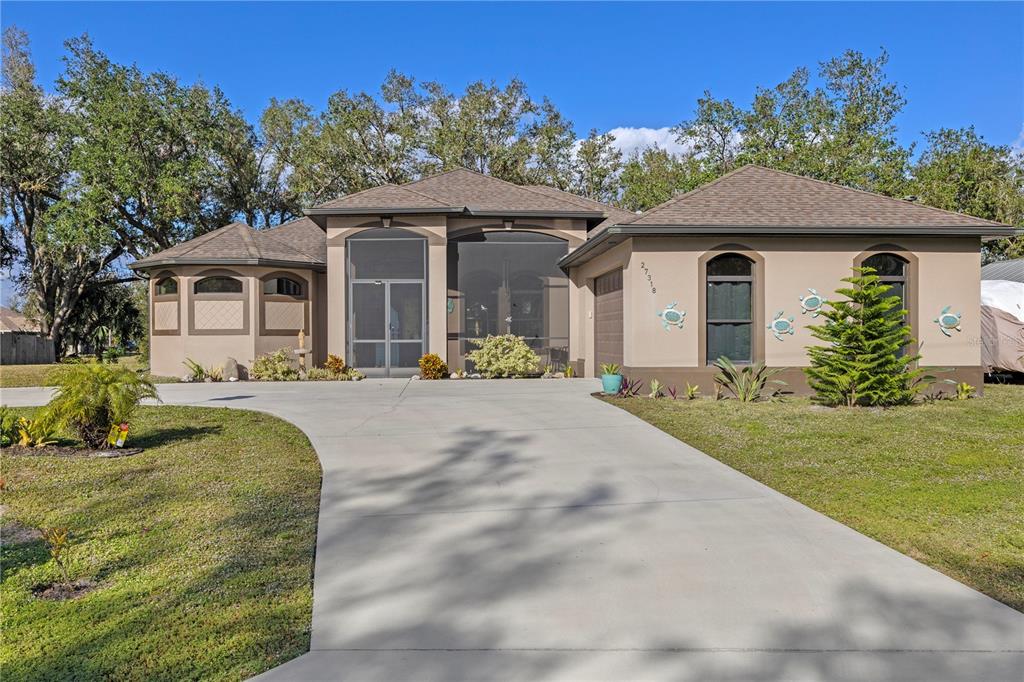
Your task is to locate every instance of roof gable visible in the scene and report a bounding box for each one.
[628,165,1005,228]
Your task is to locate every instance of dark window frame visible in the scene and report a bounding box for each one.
[705,254,755,364]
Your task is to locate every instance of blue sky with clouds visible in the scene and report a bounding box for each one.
[1,2,1021,305]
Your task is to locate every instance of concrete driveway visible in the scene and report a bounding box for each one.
[4,379,1022,681]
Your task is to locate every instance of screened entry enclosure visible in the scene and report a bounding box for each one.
[348,229,426,377]
[448,231,569,370]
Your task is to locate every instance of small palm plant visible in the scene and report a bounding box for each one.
[46,363,159,448]
[713,357,786,402]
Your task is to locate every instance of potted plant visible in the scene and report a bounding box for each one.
[600,363,623,395]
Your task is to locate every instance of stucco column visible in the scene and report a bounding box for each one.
[428,240,448,360]
[326,239,346,361]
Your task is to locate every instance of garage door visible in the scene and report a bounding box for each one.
[594,269,623,376]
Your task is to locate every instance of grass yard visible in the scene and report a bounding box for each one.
[0,356,178,388]
[0,405,321,681]
[603,385,1024,612]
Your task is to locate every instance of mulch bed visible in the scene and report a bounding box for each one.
[3,446,143,458]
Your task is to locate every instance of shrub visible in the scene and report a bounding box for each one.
[304,367,334,381]
[564,365,575,379]
[183,358,206,382]
[46,363,159,448]
[600,363,621,376]
[805,267,925,406]
[250,349,300,381]
[955,382,976,400]
[418,353,448,380]
[42,527,73,587]
[0,407,18,447]
[466,334,540,378]
[206,365,223,382]
[713,357,786,402]
[685,382,701,400]
[324,354,347,375]
[648,379,664,398]
[17,416,59,448]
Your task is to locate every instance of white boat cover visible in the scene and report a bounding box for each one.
[980,280,1024,372]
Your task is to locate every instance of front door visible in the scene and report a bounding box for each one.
[350,280,424,377]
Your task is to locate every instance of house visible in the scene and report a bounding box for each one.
[131,165,1015,390]
[0,306,55,365]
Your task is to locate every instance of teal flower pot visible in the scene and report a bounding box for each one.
[601,373,623,395]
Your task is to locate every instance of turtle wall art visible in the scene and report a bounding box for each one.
[657,302,686,331]
[799,288,825,317]
[768,310,795,340]
[934,306,962,337]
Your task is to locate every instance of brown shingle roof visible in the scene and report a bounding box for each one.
[310,168,605,216]
[131,219,325,271]
[525,185,637,230]
[627,164,1007,228]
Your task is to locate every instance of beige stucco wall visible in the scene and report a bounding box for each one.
[147,264,321,378]
[570,235,982,376]
[324,214,587,367]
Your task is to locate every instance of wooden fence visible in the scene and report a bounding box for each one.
[0,332,56,365]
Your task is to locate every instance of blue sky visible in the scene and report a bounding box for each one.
[3,1,1022,156]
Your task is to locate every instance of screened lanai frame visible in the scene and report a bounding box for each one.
[346,228,428,377]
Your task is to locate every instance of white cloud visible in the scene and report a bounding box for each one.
[605,126,695,159]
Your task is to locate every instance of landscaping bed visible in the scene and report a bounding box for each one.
[601,384,1024,612]
[0,405,321,681]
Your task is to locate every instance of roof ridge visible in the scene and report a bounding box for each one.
[173,222,250,258]
[395,183,455,206]
[624,165,753,224]
[314,183,398,208]
[407,167,605,214]
[235,222,261,259]
[741,164,1008,227]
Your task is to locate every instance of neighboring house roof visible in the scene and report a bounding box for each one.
[0,306,41,333]
[305,168,606,219]
[131,218,326,272]
[626,165,1008,228]
[982,258,1024,283]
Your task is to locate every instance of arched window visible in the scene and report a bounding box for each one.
[194,276,242,295]
[706,254,754,364]
[262,276,303,297]
[863,253,908,311]
[155,277,178,296]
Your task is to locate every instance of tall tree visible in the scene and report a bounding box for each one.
[58,35,248,256]
[570,129,622,203]
[911,127,1024,261]
[0,27,117,356]
[619,147,713,212]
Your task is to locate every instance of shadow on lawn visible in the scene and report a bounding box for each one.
[129,424,221,449]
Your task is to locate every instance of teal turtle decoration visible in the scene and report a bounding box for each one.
[768,310,795,341]
[799,288,825,317]
[934,306,962,337]
[656,302,686,331]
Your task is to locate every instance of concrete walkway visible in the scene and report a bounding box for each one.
[4,380,1022,681]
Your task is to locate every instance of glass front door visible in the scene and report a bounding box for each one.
[350,280,424,377]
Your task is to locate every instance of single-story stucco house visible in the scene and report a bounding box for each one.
[131,164,1015,391]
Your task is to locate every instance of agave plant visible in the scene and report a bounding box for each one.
[712,357,786,402]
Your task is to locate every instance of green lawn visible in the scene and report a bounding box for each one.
[602,385,1024,612]
[0,406,321,681]
[0,356,178,388]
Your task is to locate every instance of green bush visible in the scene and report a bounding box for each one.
[466,334,540,378]
[324,354,346,375]
[16,416,59,448]
[600,363,620,376]
[805,267,925,406]
[46,363,159,448]
[418,353,448,380]
[250,349,300,381]
[713,357,786,402]
[183,358,206,382]
[0,407,18,447]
